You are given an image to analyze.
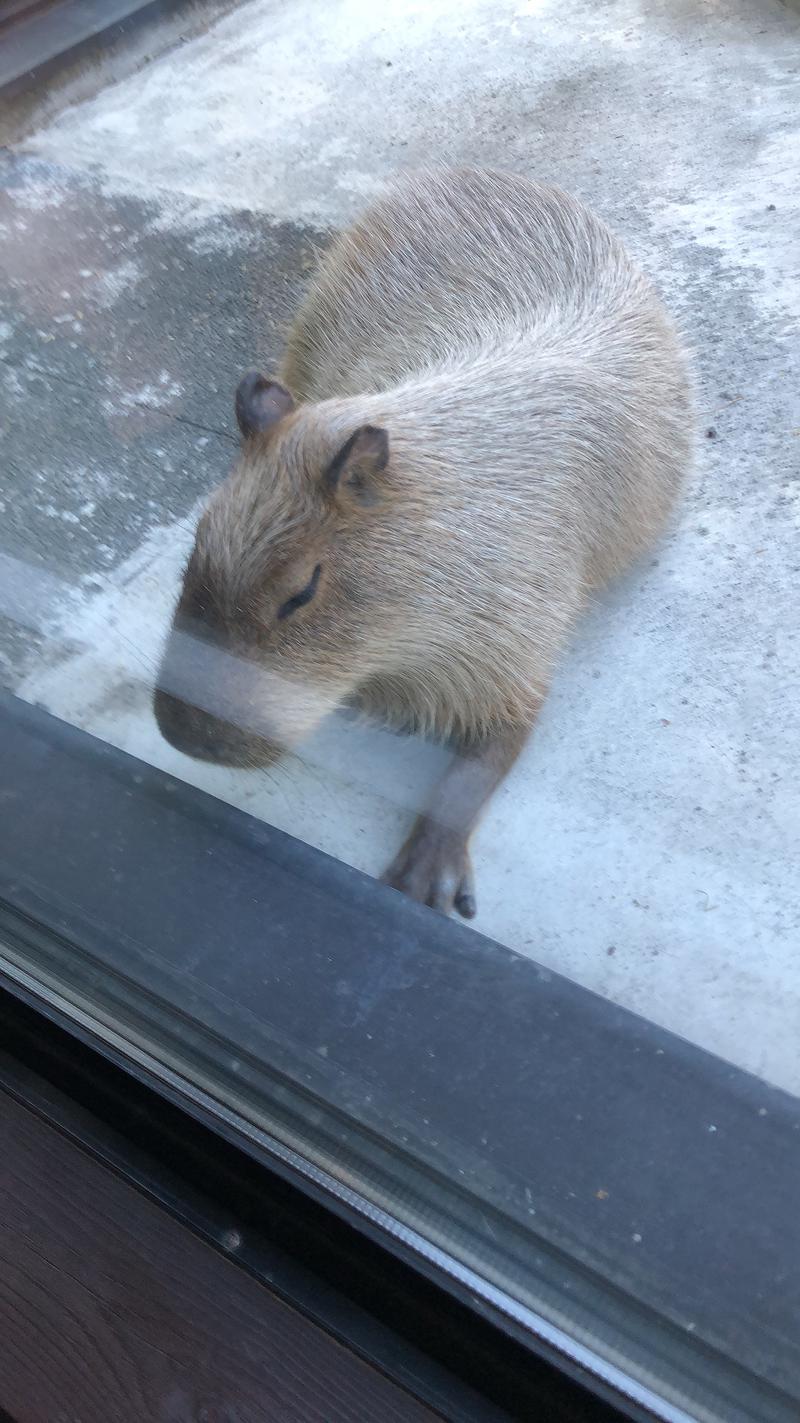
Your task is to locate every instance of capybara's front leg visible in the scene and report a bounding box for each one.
[382,721,531,918]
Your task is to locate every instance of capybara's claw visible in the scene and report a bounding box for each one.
[383,820,476,919]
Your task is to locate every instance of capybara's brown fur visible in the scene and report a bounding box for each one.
[155,167,692,915]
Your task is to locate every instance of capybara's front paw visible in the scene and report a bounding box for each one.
[382,818,476,919]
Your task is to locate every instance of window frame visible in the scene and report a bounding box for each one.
[1,688,799,1423]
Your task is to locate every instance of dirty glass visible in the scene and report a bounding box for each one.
[1,3,799,1421]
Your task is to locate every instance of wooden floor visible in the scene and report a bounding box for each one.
[0,1090,440,1423]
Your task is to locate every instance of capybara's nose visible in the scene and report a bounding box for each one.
[153,687,280,768]
[153,687,208,758]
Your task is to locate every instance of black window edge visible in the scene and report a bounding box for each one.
[1,688,799,1423]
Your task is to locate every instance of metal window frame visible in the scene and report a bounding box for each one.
[1,688,799,1423]
[0,1,184,95]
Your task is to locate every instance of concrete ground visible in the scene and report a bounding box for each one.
[1,0,798,1091]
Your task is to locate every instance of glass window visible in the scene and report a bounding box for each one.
[2,4,799,1420]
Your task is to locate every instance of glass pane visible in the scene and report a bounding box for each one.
[2,3,799,1420]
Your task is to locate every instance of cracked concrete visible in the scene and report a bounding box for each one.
[1,0,799,1091]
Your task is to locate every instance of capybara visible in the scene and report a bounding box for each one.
[155,168,692,917]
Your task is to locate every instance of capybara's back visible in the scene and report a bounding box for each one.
[284,167,692,588]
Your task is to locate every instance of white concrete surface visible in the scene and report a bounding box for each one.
[9,0,800,1091]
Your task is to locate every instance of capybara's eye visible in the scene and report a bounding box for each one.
[277,564,322,621]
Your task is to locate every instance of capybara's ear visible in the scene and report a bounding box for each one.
[325,426,389,506]
[235,371,295,439]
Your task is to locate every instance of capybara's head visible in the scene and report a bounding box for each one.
[154,370,394,767]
